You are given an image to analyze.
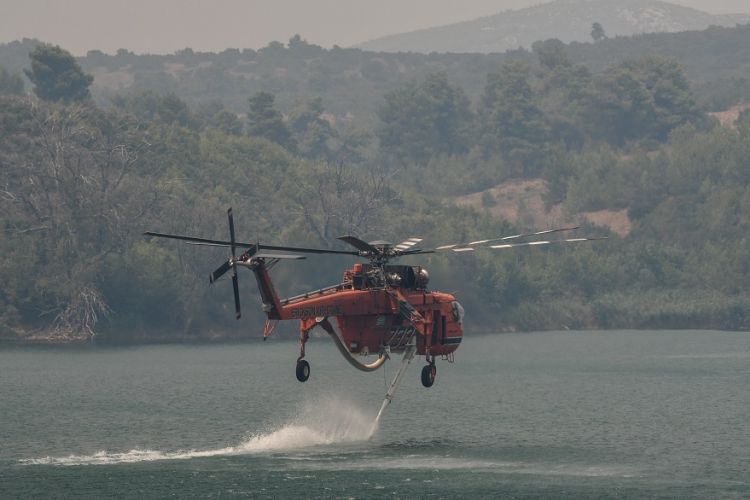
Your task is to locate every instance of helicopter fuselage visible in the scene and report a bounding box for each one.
[257,262,464,359]
[281,287,463,357]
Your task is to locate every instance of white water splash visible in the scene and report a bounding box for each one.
[21,397,376,466]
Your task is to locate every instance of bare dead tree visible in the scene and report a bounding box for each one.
[1,98,155,339]
[291,162,400,246]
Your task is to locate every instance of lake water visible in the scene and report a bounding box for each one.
[1,330,748,499]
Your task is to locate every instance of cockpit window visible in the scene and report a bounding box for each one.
[451,301,465,325]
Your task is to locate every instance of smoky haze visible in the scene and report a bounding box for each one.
[1,0,749,55]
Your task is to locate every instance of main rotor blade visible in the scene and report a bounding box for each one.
[187,242,231,247]
[144,232,359,256]
[210,260,232,284]
[145,231,242,246]
[394,237,423,251]
[259,244,358,256]
[400,248,436,256]
[232,273,241,319]
[406,236,607,256]
[434,226,580,251]
[254,253,306,260]
[487,236,608,251]
[337,235,381,255]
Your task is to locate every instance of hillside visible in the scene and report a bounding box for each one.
[356,0,750,53]
[452,179,633,237]
[3,23,750,126]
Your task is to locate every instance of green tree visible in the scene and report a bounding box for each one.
[24,44,93,102]
[587,56,703,145]
[377,72,472,165]
[532,39,571,70]
[247,91,295,151]
[209,110,243,135]
[591,22,607,42]
[288,97,337,159]
[534,43,593,149]
[0,66,24,95]
[287,34,324,58]
[330,128,372,164]
[193,99,243,135]
[477,61,548,172]
[111,91,197,129]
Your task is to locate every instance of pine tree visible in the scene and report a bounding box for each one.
[24,44,93,102]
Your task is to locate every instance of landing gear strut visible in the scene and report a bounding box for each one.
[296,319,313,383]
[421,362,436,388]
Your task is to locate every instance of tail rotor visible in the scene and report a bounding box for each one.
[207,208,245,319]
[228,208,242,319]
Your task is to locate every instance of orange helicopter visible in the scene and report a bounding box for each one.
[145,208,604,388]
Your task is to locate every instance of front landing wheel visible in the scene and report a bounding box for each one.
[296,359,310,382]
[421,364,436,388]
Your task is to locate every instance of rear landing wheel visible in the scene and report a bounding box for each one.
[421,364,436,388]
[296,359,310,382]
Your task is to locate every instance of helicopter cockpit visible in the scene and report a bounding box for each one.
[451,300,465,326]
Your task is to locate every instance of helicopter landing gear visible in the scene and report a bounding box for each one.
[296,359,310,382]
[295,319,314,383]
[421,361,436,388]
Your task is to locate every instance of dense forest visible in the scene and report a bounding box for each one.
[1,29,750,343]
[3,23,750,125]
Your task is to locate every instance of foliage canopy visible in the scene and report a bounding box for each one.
[24,44,93,102]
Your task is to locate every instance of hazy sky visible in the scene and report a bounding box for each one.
[2,0,749,55]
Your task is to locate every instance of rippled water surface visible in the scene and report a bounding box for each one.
[2,330,749,498]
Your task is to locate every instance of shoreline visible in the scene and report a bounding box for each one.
[2,325,746,347]
[0,326,268,346]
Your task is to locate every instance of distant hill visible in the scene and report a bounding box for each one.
[356,0,750,53]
